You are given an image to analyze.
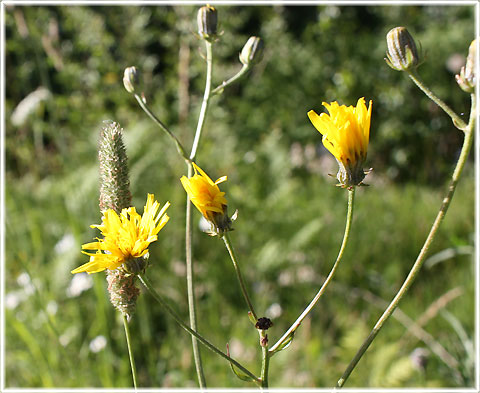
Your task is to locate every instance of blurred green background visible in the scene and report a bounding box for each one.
[4,4,475,388]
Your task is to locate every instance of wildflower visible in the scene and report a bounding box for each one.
[308,97,372,187]
[180,162,232,235]
[72,194,170,275]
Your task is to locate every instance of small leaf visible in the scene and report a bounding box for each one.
[226,343,256,382]
[247,311,257,326]
[270,332,295,356]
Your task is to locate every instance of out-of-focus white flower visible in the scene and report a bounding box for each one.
[46,300,58,315]
[66,273,93,298]
[5,292,22,310]
[89,335,107,353]
[265,302,283,319]
[17,272,35,295]
[54,233,75,255]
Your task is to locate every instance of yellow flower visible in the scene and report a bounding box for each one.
[308,97,372,187]
[180,162,231,235]
[72,194,170,274]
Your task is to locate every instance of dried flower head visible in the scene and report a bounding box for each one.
[308,97,372,187]
[73,194,170,274]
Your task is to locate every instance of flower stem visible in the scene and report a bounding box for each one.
[185,163,206,388]
[336,94,476,388]
[211,64,250,96]
[133,94,190,163]
[138,274,260,385]
[122,314,138,389]
[407,70,467,131]
[270,188,356,354]
[183,39,214,388]
[223,232,258,321]
[260,334,270,389]
[190,40,213,161]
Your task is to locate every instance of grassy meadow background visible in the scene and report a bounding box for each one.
[4,4,476,388]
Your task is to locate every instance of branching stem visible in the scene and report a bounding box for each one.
[336,94,475,388]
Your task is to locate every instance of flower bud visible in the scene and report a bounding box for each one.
[456,39,476,93]
[385,27,420,71]
[239,36,264,66]
[123,66,140,94]
[197,5,218,41]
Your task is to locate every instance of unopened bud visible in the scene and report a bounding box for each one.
[385,27,420,71]
[123,66,140,94]
[197,5,218,41]
[239,36,264,66]
[456,39,476,93]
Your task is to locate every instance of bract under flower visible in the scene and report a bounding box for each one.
[72,194,170,274]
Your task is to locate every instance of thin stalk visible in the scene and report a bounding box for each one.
[223,232,258,320]
[138,274,260,385]
[270,188,356,354]
[336,94,476,388]
[122,314,138,389]
[190,41,213,160]
[185,162,206,388]
[211,64,250,96]
[184,40,214,388]
[407,70,467,131]
[133,94,190,162]
[260,334,270,389]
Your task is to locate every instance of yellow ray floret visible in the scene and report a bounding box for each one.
[72,194,170,274]
[308,97,372,167]
[180,162,227,223]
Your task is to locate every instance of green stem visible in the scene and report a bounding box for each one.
[270,188,356,354]
[336,94,476,388]
[190,41,213,160]
[211,64,250,96]
[185,162,206,388]
[183,39,214,388]
[138,274,260,385]
[407,70,467,131]
[223,232,258,321]
[122,314,138,389]
[133,94,190,163]
[260,333,270,389]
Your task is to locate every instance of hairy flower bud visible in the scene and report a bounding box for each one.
[385,27,420,71]
[456,39,476,93]
[123,66,141,94]
[239,36,264,66]
[197,5,218,41]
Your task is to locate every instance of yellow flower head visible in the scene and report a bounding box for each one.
[72,194,170,274]
[180,162,231,235]
[308,97,372,187]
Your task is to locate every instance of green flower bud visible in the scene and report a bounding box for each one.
[197,5,218,41]
[239,36,264,66]
[456,39,476,93]
[385,27,420,71]
[123,66,140,94]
